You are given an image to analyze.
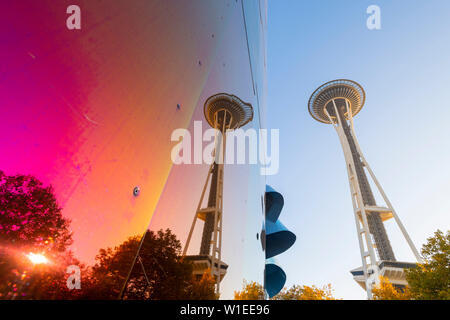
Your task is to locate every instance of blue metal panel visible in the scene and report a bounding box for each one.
[265,258,286,298]
[265,219,296,259]
[264,185,296,298]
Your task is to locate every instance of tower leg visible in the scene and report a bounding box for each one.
[326,102,380,299]
[326,98,422,299]
[346,102,422,263]
[183,163,214,256]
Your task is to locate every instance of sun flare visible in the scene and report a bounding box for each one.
[26,253,49,265]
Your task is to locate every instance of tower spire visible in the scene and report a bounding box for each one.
[308,79,422,299]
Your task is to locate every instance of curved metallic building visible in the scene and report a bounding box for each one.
[0,0,267,299]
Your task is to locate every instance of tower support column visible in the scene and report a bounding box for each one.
[325,99,379,299]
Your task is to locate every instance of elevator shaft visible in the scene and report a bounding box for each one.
[332,103,396,261]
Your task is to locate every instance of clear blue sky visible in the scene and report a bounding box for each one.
[266,0,450,299]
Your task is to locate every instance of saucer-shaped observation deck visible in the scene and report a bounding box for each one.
[204,93,253,130]
[308,79,365,124]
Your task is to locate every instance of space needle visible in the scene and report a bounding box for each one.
[308,79,422,299]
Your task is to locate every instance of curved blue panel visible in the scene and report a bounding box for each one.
[265,185,284,222]
[265,219,296,259]
[265,258,286,298]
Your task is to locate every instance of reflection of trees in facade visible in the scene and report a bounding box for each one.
[0,171,215,299]
[0,171,79,299]
[90,229,216,300]
[0,171,72,251]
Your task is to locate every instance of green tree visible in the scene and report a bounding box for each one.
[405,229,450,300]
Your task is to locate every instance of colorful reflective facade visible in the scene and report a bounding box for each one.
[0,0,267,299]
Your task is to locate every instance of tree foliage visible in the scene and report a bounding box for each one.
[274,284,337,300]
[373,230,449,300]
[0,171,76,299]
[372,276,412,300]
[234,281,265,300]
[186,270,219,300]
[405,229,450,300]
[234,281,337,300]
[85,229,217,300]
[0,171,72,252]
